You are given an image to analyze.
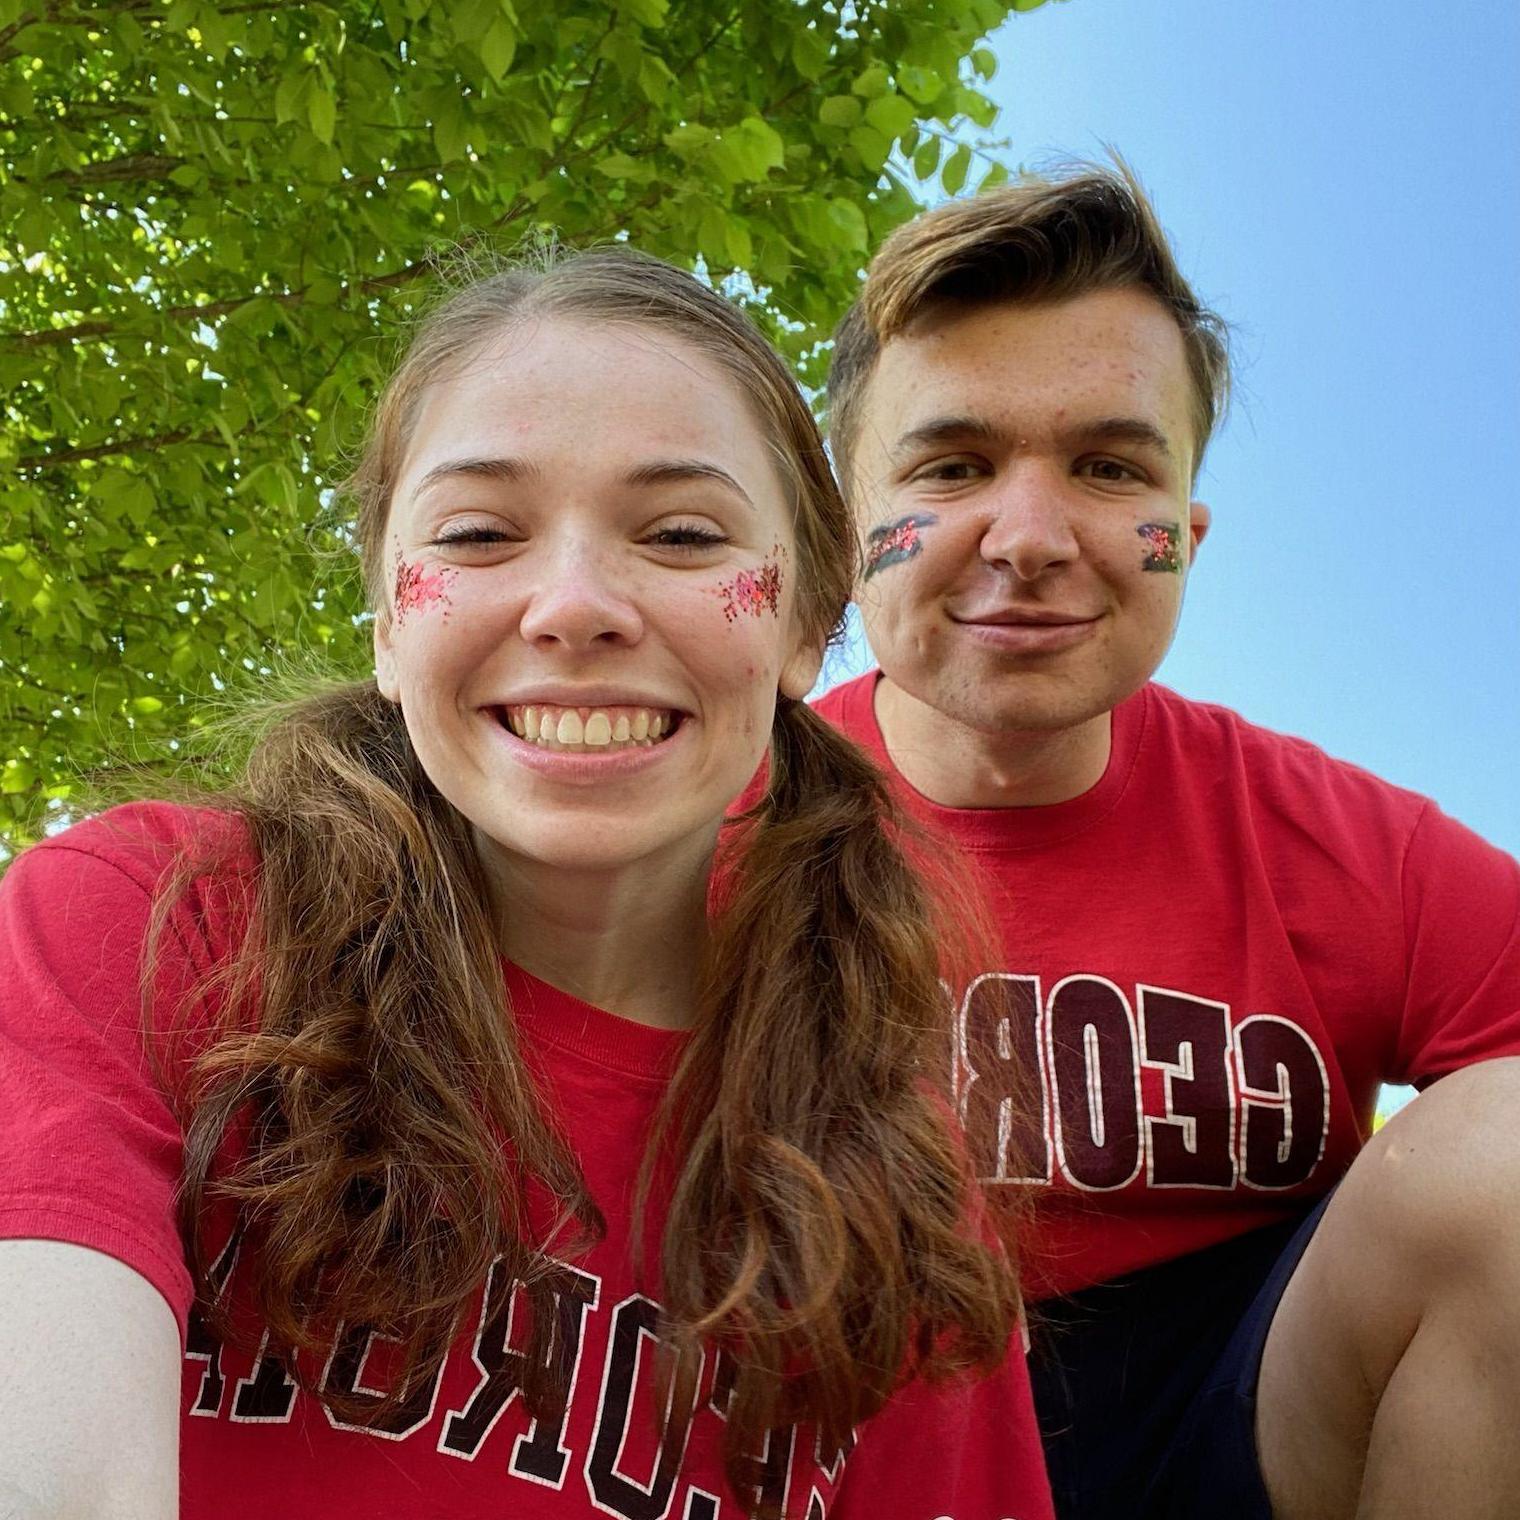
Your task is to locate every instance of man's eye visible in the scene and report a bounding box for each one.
[915,458,984,483]
[1080,459,1140,483]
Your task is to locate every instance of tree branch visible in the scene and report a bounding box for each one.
[0,9,44,53]
[15,428,223,469]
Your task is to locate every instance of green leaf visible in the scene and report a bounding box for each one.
[851,65,891,99]
[596,152,655,184]
[897,64,943,105]
[480,18,518,81]
[941,142,972,195]
[1,760,36,797]
[957,86,999,130]
[724,219,753,268]
[864,93,916,142]
[433,98,469,163]
[663,122,714,158]
[912,135,942,180]
[827,197,869,252]
[307,86,337,145]
[638,53,675,105]
[451,0,498,44]
[848,124,891,172]
[790,27,830,81]
[716,116,785,182]
[274,69,309,127]
[971,47,998,80]
[131,695,165,716]
[617,0,669,26]
[818,95,862,129]
[980,159,1010,190]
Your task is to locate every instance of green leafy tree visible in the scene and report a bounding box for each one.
[0,0,1055,850]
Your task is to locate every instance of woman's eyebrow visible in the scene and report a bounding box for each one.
[624,458,754,509]
[412,456,538,496]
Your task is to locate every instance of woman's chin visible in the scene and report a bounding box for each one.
[470,814,722,883]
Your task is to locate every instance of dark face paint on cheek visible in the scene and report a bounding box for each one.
[863,512,938,580]
[716,544,786,623]
[392,546,458,624]
[1137,521,1183,573]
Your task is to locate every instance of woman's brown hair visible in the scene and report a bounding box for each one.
[156,246,1020,1509]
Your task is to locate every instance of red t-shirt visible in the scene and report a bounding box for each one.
[0,802,1053,1520]
[814,673,1520,1300]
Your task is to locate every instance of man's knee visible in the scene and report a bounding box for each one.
[1340,1057,1520,1292]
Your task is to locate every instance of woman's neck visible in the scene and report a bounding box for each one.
[475,831,715,1031]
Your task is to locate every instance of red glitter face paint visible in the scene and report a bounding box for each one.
[716,545,786,623]
[1136,520,1183,574]
[863,512,937,580]
[392,551,458,624]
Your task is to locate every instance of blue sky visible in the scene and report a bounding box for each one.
[825,0,1519,860]
[818,0,1520,1114]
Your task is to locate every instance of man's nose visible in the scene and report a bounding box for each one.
[978,465,1081,581]
[516,543,644,651]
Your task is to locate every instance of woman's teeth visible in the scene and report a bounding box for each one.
[504,704,676,751]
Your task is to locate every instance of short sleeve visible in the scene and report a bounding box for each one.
[1394,801,1520,1084]
[0,822,199,1337]
[830,1343,1055,1520]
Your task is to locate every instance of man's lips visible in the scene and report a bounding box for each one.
[950,608,1102,627]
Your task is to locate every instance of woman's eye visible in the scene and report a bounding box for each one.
[646,524,729,551]
[431,525,516,547]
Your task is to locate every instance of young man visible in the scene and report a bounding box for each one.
[816,164,1520,1520]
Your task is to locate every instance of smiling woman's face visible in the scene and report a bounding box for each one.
[373,316,821,876]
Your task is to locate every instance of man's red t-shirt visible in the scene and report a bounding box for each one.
[814,673,1520,1300]
[0,802,1054,1520]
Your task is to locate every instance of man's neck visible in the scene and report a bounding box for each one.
[874,677,1114,809]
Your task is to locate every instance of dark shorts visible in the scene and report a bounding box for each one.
[1029,1198,1333,1520]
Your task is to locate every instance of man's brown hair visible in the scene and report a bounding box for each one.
[828,159,1231,487]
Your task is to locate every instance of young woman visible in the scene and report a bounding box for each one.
[0,250,1054,1519]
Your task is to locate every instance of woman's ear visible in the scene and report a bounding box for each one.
[779,632,826,702]
[373,614,400,702]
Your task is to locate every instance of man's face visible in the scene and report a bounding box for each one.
[847,287,1210,736]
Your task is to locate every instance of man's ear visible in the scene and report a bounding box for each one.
[1187,499,1211,563]
[779,632,826,702]
[373,614,400,702]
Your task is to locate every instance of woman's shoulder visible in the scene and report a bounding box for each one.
[3,800,257,976]
[20,799,253,885]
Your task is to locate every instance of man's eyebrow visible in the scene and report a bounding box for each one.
[1073,417,1175,462]
[412,456,538,494]
[890,415,1000,460]
[624,457,754,508]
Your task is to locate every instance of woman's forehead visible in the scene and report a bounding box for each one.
[397,318,786,499]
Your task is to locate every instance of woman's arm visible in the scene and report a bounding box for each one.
[0,1241,179,1520]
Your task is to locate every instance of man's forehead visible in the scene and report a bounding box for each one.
[862,290,1196,464]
